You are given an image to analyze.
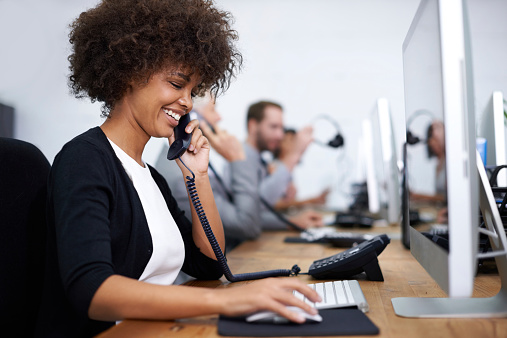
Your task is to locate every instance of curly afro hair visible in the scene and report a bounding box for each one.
[68,0,242,116]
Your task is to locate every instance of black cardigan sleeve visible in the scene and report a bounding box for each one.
[49,139,118,316]
[50,131,222,318]
[149,165,223,280]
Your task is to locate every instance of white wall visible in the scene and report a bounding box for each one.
[212,0,419,210]
[0,0,505,210]
[468,0,507,128]
[0,0,105,161]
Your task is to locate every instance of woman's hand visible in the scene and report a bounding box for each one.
[214,278,321,323]
[169,118,210,176]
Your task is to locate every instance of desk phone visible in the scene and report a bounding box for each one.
[308,234,390,281]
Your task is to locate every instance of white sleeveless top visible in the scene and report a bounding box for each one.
[108,139,185,285]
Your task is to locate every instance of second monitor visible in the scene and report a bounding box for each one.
[478,91,507,187]
[369,98,401,225]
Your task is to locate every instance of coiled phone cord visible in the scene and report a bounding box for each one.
[179,156,301,282]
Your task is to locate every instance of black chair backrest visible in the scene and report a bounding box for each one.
[0,137,50,336]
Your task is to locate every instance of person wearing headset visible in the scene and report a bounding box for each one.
[36,1,320,336]
[409,120,448,223]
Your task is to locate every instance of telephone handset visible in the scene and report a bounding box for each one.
[167,113,193,160]
[167,115,300,282]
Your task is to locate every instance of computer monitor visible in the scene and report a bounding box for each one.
[361,118,380,216]
[369,98,401,225]
[478,91,507,186]
[391,0,507,317]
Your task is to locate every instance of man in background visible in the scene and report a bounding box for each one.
[155,97,323,251]
[243,100,324,230]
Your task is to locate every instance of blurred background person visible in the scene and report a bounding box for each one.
[410,120,447,223]
[410,120,446,204]
[244,100,324,230]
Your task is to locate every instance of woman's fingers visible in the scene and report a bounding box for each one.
[188,127,207,153]
[193,133,208,154]
[184,118,200,134]
[256,280,321,322]
[271,290,318,316]
[219,278,322,322]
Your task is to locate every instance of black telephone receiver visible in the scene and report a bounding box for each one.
[166,115,300,282]
[167,113,192,160]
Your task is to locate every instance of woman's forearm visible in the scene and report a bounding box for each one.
[88,275,221,321]
[89,276,322,324]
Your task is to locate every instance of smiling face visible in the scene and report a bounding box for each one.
[119,67,201,139]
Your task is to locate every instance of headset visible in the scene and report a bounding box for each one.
[405,109,435,145]
[311,114,345,149]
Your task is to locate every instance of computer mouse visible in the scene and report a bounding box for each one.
[246,306,322,324]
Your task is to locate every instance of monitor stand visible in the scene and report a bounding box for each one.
[391,155,507,317]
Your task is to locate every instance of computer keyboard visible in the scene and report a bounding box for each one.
[429,223,448,235]
[284,227,374,247]
[294,280,369,313]
[245,280,369,323]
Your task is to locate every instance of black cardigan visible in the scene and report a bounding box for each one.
[36,127,222,337]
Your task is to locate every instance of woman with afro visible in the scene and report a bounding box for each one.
[35,0,319,336]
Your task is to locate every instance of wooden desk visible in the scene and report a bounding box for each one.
[97,229,506,338]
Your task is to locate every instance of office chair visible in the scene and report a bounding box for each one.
[0,137,50,336]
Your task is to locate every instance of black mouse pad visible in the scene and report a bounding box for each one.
[217,308,379,337]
